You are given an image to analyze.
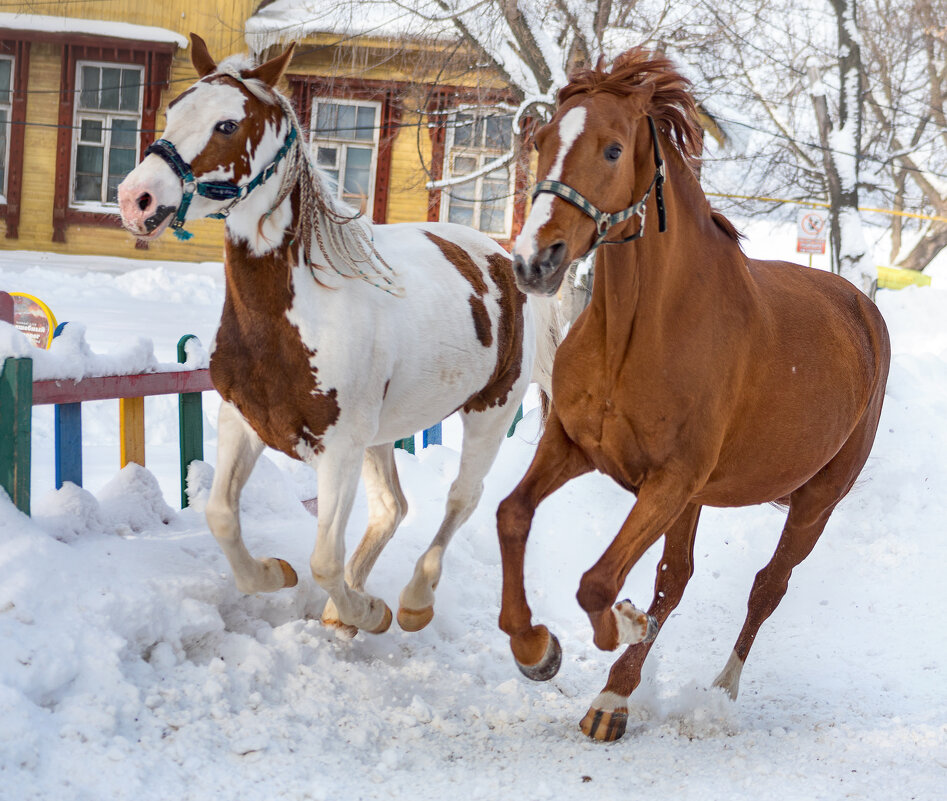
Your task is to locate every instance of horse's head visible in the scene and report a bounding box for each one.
[512,49,699,296]
[118,34,296,241]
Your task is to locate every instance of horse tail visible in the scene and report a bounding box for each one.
[528,294,562,425]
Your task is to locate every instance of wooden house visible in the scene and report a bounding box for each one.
[0,1,533,263]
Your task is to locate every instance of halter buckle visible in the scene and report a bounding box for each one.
[183,180,196,196]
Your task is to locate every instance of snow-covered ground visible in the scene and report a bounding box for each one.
[1,231,946,800]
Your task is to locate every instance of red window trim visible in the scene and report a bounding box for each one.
[0,38,30,239]
[51,38,174,244]
[425,86,529,251]
[287,75,403,225]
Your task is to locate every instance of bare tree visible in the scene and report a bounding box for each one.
[862,0,947,273]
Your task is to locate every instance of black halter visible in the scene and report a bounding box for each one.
[530,116,667,257]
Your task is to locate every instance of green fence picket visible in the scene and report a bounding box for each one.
[1,356,33,514]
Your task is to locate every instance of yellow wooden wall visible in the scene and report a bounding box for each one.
[1,0,257,262]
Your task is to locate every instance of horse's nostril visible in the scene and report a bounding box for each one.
[542,241,567,271]
[136,193,152,212]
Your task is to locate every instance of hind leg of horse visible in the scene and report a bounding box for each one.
[397,402,518,632]
[711,498,832,700]
[205,401,298,593]
[309,444,392,635]
[321,444,406,636]
[579,503,701,741]
[497,408,592,678]
[712,411,880,700]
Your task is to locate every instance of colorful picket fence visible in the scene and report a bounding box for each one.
[396,405,523,453]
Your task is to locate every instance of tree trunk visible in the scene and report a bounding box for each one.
[817,0,875,294]
[897,222,947,272]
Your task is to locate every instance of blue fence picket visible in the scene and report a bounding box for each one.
[52,322,83,489]
[422,423,442,447]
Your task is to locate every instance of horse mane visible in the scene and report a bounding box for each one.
[559,48,702,163]
[560,48,743,245]
[212,58,402,295]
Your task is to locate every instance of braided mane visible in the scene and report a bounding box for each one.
[559,48,703,164]
[216,58,401,295]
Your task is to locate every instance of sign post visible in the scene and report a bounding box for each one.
[796,209,828,267]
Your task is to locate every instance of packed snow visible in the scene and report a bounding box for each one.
[0,13,187,48]
[1,231,946,800]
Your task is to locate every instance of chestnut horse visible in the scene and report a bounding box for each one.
[497,49,890,741]
[117,36,559,637]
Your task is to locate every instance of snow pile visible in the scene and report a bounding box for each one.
[1,244,946,799]
[0,13,187,48]
[0,319,210,382]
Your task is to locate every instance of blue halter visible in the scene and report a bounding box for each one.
[144,126,297,241]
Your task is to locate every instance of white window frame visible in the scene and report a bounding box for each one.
[309,98,381,215]
[0,54,14,203]
[440,107,515,237]
[70,60,144,211]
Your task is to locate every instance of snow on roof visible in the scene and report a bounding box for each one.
[244,0,458,53]
[0,12,188,48]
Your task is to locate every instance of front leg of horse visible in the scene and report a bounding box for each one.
[310,450,392,636]
[579,503,701,742]
[497,412,591,680]
[577,478,689,653]
[206,402,298,594]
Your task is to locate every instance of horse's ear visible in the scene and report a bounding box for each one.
[244,43,296,88]
[190,33,217,78]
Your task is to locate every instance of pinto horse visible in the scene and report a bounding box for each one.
[497,48,890,741]
[117,35,559,637]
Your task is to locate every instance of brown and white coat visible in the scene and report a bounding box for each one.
[117,36,559,636]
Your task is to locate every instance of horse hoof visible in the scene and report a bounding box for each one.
[515,630,562,682]
[322,617,358,640]
[276,558,298,588]
[613,599,657,645]
[579,707,628,742]
[366,603,393,635]
[397,605,434,632]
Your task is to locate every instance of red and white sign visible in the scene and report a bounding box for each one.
[10,292,58,349]
[797,209,828,255]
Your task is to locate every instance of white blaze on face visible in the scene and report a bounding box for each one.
[513,106,587,262]
[125,81,249,215]
[164,81,247,166]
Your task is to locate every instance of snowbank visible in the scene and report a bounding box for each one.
[1,243,945,799]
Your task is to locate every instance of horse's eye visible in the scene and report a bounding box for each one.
[605,144,622,162]
[215,120,239,135]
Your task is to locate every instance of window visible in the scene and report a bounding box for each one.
[49,39,173,242]
[441,110,514,236]
[310,99,380,214]
[0,56,12,202]
[71,62,143,207]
